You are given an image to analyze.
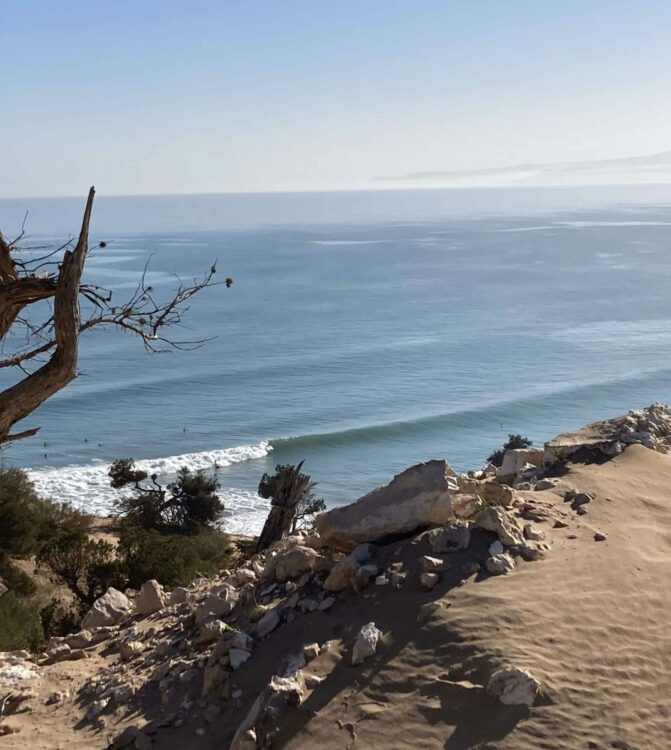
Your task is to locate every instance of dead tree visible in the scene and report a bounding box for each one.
[256,461,312,552]
[0,186,230,445]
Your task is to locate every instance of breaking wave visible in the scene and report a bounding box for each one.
[26,442,272,518]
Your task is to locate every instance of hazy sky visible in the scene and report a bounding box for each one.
[3,0,671,197]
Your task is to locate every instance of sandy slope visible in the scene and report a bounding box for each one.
[3,444,670,749]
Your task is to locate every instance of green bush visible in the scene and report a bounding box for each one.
[0,552,37,598]
[40,597,83,640]
[0,468,53,555]
[110,459,224,533]
[37,532,124,607]
[0,591,44,651]
[118,527,232,590]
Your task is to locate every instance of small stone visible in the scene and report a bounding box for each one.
[553,519,569,529]
[487,666,540,706]
[45,690,68,705]
[594,532,607,542]
[351,622,381,666]
[523,524,545,541]
[136,580,166,616]
[485,553,515,575]
[229,649,251,670]
[169,587,189,605]
[576,506,588,516]
[318,596,335,611]
[120,641,144,661]
[419,571,439,589]
[488,540,504,555]
[375,575,389,586]
[257,609,280,638]
[535,477,559,491]
[426,522,471,554]
[419,555,446,573]
[350,543,376,563]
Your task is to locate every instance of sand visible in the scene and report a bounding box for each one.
[2,444,670,749]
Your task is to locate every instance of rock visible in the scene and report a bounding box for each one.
[487,666,540,706]
[81,587,133,629]
[63,630,93,650]
[230,674,305,750]
[315,460,459,550]
[485,553,515,575]
[303,643,320,662]
[323,557,360,592]
[488,540,504,555]
[535,477,559,491]
[45,690,68,705]
[420,555,446,572]
[351,622,382,665]
[553,519,569,529]
[136,580,166,616]
[523,524,545,541]
[197,619,230,645]
[462,561,481,576]
[257,609,280,638]
[318,596,335,611]
[236,568,257,586]
[169,587,189,605]
[119,641,143,661]
[273,546,318,583]
[545,403,671,465]
[426,521,471,553]
[451,493,484,519]
[353,564,379,591]
[419,571,439,589]
[195,589,238,624]
[500,449,544,477]
[375,575,390,586]
[350,543,376,563]
[475,506,525,546]
[565,489,593,507]
[230,649,252,670]
[594,532,607,542]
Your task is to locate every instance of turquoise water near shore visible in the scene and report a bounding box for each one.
[2,185,671,533]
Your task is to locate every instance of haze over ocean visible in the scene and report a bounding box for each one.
[2,184,671,534]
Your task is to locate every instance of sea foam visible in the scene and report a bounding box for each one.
[26,442,272,529]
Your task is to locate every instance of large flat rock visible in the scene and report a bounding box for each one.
[315,459,458,550]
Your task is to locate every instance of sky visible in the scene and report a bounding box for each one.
[2,0,671,197]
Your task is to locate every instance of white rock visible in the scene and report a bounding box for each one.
[257,609,280,638]
[82,588,133,629]
[419,571,439,589]
[485,553,515,575]
[169,587,189,605]
[375,575,390,586]
[316,460,459,550]
[451,493,484,519]
[351,622,382,666]
[523,524,545,541]
[229,649,252,670]
[426,522,471,554]
[136,580,166,616]
[475,506,525,546]
[488,540,504,555]
[487,666,540,706]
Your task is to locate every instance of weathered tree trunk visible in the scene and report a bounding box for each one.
[0,187,95,443]
[256,461,309,552]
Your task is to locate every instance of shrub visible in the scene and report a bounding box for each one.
[0,592,44,651]
[110,459,224,533]
[40,597,83,640]
[486,434,533,467]
[258,464,325,533]
[38,532,124,606]
[0,552,37,598]
[0,468,53,555]
[117,526,232,590]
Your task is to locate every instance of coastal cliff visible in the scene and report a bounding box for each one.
[2,405,670,749]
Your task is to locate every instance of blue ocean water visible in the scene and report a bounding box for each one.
[2,185,671,533]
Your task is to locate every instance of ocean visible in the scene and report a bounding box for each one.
[2,184,671,534]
